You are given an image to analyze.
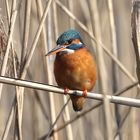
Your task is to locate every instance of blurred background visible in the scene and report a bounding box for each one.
[0,0,139,140]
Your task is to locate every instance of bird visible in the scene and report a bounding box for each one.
[46,29,96,111]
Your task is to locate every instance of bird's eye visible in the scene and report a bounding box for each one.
[63,42,69,45]
[68,39,72,44]
[63,39,72,45]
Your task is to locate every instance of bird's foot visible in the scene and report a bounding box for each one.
[82,89,87,97]
[64,88,87,97]
[64,87,69,95]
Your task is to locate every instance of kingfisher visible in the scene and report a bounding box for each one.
[46,29,96,111]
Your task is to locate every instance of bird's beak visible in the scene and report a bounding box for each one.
[45,45,66,56]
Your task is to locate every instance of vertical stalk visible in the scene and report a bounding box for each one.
[47,9,59,140]
[131,1,140,140]
[36,0,58,139]
[107,0,121,139]
[21,0,32,66]
[88,0,113,139]
[0,0,17,99]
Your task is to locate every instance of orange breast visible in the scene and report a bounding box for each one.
[54,48,96,91]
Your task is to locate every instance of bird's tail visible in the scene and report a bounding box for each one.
[70,95,85,111]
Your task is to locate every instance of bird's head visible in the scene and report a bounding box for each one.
[46,29,85,56]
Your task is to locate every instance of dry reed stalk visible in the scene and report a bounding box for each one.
[0,76,139,107]
[13,0,31,139]
[5,0,10,23]
[131,1,140,140]
[132,0,140,83]
[53,1,58,38]
[44,98,70,140]
[53,102,102,135]
[55,0,138,86]
[80,0,93,34]
[107,0,122,139]
[15,59,23,140]
[2,0,22,139]
[36,0,59,140]
[114,107,130,139]
[2,46,20,140]
[62,97,73,140]
[0,0,17,99]
[89,0,113,139]
[2,45,19,140]
[13,1,52,139]
[27,70,50,120]
[68,0,74,27]
[47,9,59,140]
[35,0,51,121]
[131,108,140,140]
[21,0,32,64]
[14,0,32,139]
[20,0,53,79]
[1,100,16,140]
[36,0,50,122]
[107,0,118,90]
[38,98,70,140]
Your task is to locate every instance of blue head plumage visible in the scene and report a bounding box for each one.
[56,29,84,45]
[46,29,85,56]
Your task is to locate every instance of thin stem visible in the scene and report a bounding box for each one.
[20,0,31,66]
[0,0,17,99]
[20,0,53,79]
[0,76,139,107]
[40,98,70,140]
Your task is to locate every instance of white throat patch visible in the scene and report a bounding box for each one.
[59,48,75,55]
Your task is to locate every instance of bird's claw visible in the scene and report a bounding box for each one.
[64,87,69,95]
[82,89,87,97]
